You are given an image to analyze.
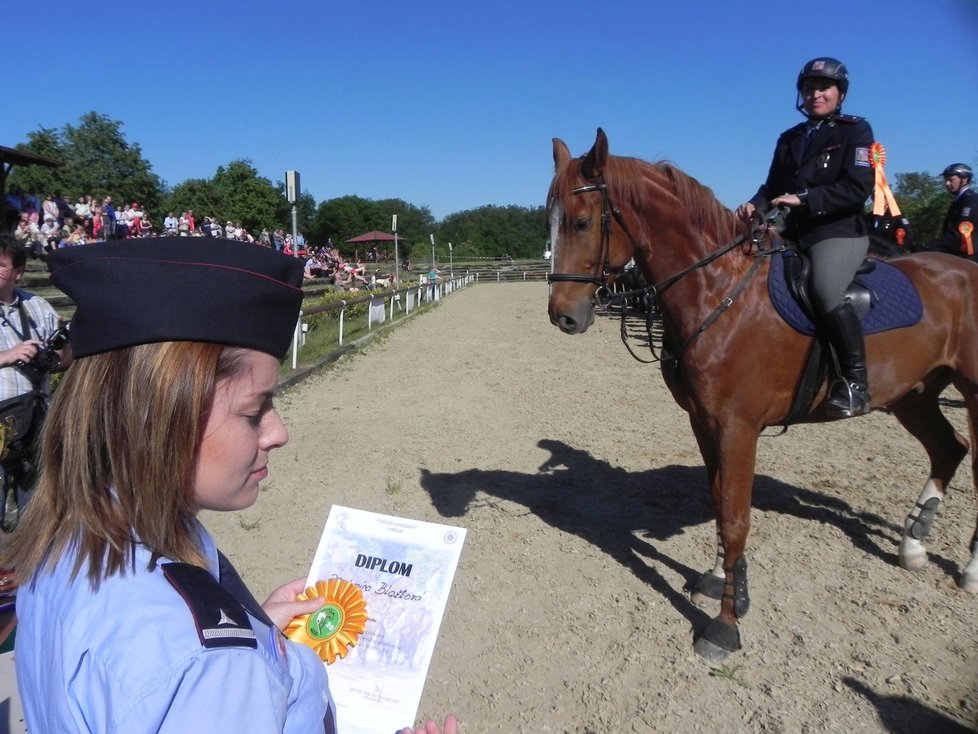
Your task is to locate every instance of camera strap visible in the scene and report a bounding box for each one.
[8,298,46,390]
[0,296,37,344]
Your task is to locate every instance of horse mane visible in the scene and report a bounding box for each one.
[608,156,742,246]
[550,153,742,247]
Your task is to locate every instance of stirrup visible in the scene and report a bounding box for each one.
[825,380,869,417]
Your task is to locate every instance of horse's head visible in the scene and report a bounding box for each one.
[547,128,637,334]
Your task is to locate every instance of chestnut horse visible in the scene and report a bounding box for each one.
[547,128,978,662]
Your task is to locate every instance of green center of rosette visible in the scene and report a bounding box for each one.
[306,602,344,640]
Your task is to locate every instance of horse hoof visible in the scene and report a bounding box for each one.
[958,572,978,593]
[899,552,928,571]
[694,618,741,662]
[693,636,732,663]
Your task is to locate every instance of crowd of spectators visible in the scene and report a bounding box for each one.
[301,243,379,291]
[5,186,397,291]
[4,186,298,257]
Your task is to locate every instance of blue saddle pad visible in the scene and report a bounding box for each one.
[767,251,923,336]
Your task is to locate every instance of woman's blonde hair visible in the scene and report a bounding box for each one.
[2,342,249,589]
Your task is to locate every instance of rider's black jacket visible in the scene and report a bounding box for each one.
[748,112,875,248]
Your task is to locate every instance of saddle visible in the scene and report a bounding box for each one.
[767,248,923,424]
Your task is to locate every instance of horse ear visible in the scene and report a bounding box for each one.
[553,138,571,168]
[581,127,609,179]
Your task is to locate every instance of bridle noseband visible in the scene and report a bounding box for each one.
[547,178,637,289]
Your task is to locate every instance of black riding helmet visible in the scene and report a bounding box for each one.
[942,163,973,182]
[795,57,849,116]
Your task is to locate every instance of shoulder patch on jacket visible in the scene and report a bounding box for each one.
[162,562,258,649]
[835,114,864,124]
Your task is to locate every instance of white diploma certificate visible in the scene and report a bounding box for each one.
[303,505,466,734]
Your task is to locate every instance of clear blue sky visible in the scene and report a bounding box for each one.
[5,0,977,222]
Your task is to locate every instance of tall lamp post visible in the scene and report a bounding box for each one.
[392,214,400,288]
[285,170,300,258]
[429,233,436,268]
[285,169,301,370]
[448,241,453,278]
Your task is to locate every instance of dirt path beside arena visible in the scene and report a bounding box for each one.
[206,281,978,733]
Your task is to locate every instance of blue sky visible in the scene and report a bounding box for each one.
[5,0,977,222]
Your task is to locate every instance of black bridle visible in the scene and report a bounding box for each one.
[548,175,789,364]
[546,178,639,289]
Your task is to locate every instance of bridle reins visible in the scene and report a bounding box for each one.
[548,176,788,365]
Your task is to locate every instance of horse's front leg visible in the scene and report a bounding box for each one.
[687,415,758,662]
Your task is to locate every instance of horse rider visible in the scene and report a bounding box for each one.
[927,163,978,261]
[737,57,875,418]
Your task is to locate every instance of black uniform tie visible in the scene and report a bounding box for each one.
[217,550,275,627]
[802,124,820,155]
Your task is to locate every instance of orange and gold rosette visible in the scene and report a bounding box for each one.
[960,221,975,257]
[870,142,902,218]
[285,578,367,664]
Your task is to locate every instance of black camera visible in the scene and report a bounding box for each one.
[15,326,68,384]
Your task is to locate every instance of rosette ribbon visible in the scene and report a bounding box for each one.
[285,578,368,664]
[871,142,902,217]
[960,222,975,257]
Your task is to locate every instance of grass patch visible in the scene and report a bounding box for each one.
[709,664,748,687]
[237,516,261,531]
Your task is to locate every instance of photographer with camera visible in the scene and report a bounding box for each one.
[0,234,71,529]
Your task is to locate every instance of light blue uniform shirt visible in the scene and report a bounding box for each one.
[15,522,336,733]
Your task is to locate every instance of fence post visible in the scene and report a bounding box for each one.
[291,315,302,371]
[338,301,347,345]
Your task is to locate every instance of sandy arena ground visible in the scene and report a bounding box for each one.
[206,281,978,733]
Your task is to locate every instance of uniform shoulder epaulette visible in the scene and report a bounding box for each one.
[835,114,864,124]
[162,562,258,650]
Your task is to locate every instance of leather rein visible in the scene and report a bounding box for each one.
[548,178,787,365]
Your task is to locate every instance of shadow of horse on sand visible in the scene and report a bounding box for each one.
[419,438,961,635]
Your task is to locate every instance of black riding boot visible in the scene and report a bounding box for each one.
[822,300,869,417]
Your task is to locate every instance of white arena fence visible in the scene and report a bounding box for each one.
[288,273,476,371]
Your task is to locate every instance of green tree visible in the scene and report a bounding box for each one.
[162,178,222,223]
[376,198,435,246]
[310,196,434,254]
[211,160,283,233]
[293,191,318,237]
[6,128,66,199]
[313,195,377,247]
[9,112,163,215]
[439,205,547,260]
[892,171,948,246]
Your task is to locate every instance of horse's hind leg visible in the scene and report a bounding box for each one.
[950,380,978,592]
[888,378,969,572]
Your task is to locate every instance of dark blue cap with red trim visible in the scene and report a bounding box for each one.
[48,238,304,359]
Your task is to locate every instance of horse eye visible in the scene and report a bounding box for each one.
[573,217,591,232]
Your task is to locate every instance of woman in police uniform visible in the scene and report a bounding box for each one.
[930,163,978,261]
[737,57,876,418]
[3,239,456,734]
